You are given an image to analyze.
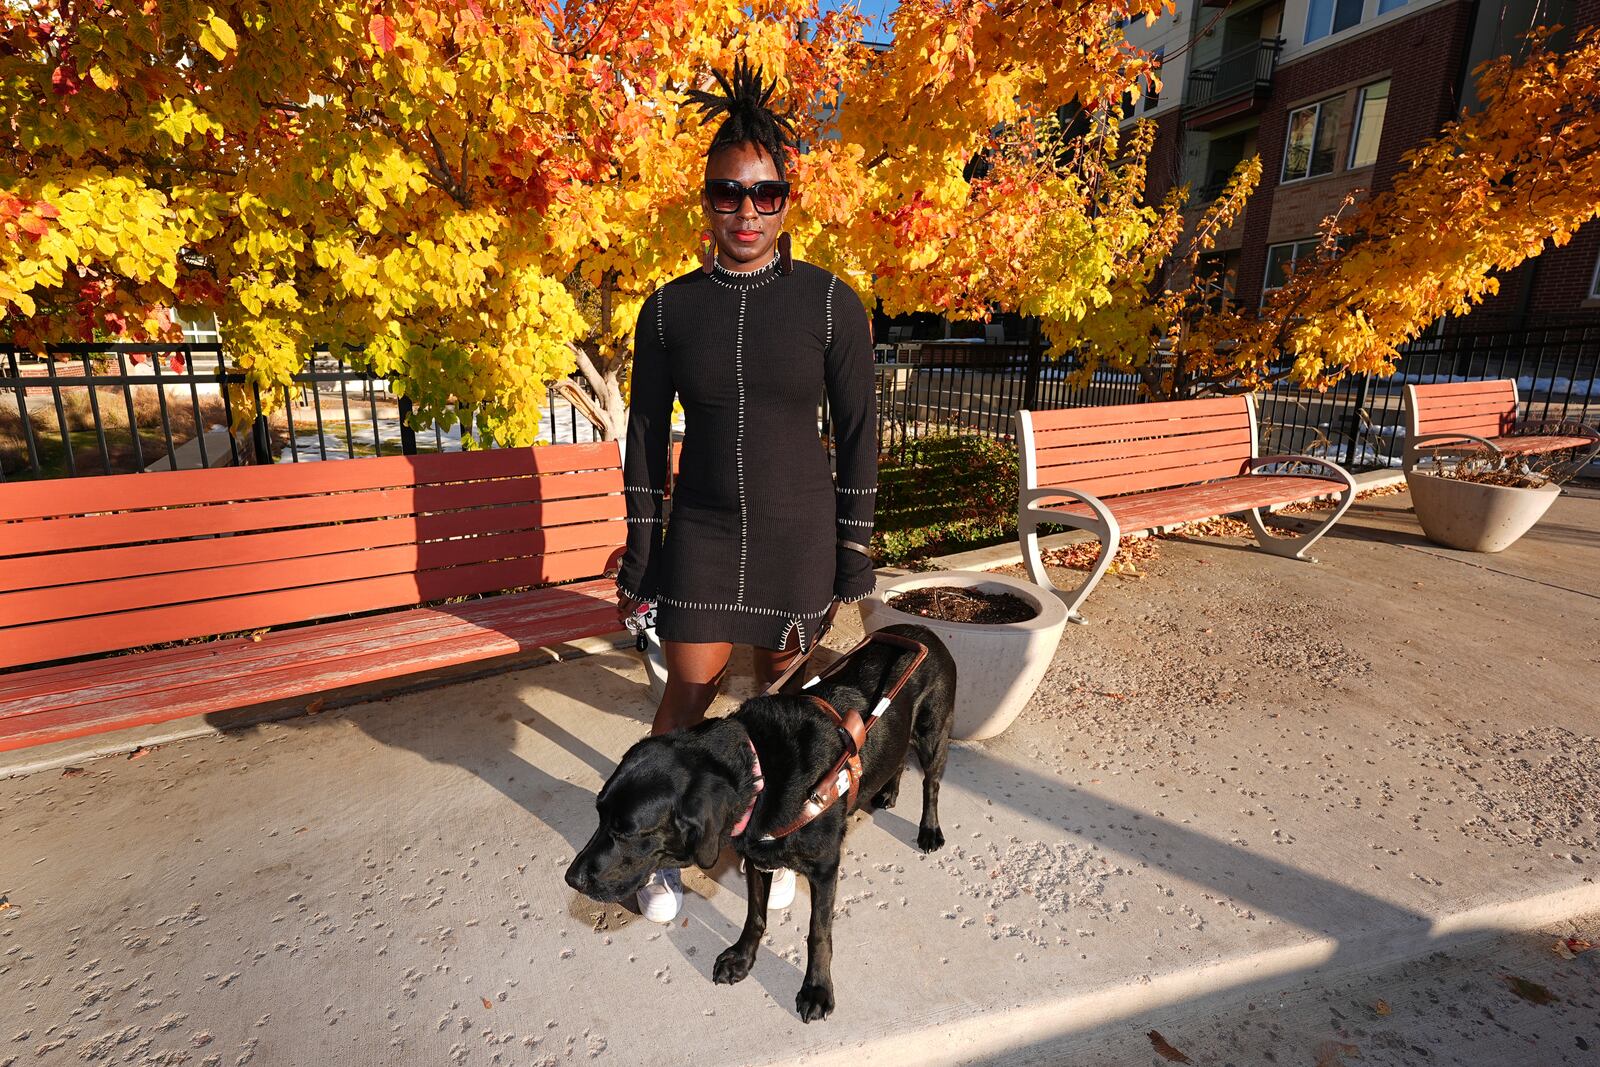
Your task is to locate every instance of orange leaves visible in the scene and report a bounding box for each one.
[369,14,398,53]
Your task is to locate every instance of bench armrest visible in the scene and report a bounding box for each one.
[1408,431,1503,454]
[1244,454,1358,493]
[1019,485,1117,532]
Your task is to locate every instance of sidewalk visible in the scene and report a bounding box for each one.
[1,486,1596,1065]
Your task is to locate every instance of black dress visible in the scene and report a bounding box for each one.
[615,255,877,653]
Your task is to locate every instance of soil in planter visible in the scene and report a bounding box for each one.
[890,586,1038,624]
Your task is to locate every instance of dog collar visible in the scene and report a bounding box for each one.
[730,739,764,838]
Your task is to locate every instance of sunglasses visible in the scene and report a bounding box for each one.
[703,179,791,216]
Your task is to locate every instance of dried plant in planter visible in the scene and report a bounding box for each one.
[1418,444,1584,489]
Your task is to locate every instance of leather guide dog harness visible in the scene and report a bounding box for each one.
[731,630,929,843]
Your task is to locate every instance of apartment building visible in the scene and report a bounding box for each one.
[1123,0,1600,329]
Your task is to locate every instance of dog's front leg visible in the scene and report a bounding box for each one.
[795,859,838,1022]
[712,862,770,985]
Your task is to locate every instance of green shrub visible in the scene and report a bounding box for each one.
[873,434,1018,566]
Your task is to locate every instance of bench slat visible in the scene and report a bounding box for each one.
[1032,426,1252,467]
[1030,412,1252,452]
[1037,441,1251,489]
[1034,474,1347,531]
[0,582,610,702]
[1058,458,1248,500]
[0,584,622,753]
[0,521,628,626]
[0,547,620,670]
[2,470,624,557]
[1025,395,1245,433]
[1414,433,1594,456]
[0,504,622,593]
[0,442,622,522]
[1409,380,1517,400]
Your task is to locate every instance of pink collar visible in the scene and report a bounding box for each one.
[730,739,764,838]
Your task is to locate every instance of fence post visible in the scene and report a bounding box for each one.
[251,415,272,464]
[1022,318,1043,412]
[1343,373,1370,469]
[398,395,417,455]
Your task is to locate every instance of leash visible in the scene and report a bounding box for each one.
[755,630,929,842]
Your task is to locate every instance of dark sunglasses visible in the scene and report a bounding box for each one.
[704,179,790,216]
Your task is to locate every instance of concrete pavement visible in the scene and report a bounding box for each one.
[1,485,1597,1065]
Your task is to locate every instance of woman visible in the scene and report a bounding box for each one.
[613,60,877,923]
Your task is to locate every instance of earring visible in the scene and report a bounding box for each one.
[700,232,715,275]
[777,231,793,275]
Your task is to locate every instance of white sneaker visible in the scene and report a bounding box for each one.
[768,867,797,910]
[637,868,682,923]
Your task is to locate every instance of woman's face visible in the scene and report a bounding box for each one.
[701,142,790,268]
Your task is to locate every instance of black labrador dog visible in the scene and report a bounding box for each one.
[565,622,956,1021]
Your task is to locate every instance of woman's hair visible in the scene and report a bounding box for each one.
[683,58,798,180]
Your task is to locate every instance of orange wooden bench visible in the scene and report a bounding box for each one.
[1017,396,1357,621]
[0,442,628,754]
[1403,380,1599,471]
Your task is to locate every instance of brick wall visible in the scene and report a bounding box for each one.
[1233,0,1476,307]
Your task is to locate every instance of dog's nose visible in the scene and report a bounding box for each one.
[564,863,589,894]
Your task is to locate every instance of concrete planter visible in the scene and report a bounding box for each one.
[1405,470,1561,553]
[859,570,1068,741]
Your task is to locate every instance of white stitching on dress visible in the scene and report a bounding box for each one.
[624,486,664,495]
[825,274,837,350]
[835,485,876,495]
[659,596,832,620]
[837,590,873,604]
[838,518,875,528]
[734,288,749,604]
[625,516,663,524]
[617,582,650,602]
[710,271,783,291]
[655,288,666,349]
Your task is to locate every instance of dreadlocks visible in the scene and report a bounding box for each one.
[682,58,798,179]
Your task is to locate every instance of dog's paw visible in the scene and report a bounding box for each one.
[796,980,835,1023]
[712,946,754,986]
[917,824,945,852]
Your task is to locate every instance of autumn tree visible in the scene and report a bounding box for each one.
[1065,27,1600,400]
[2,0,1169,444]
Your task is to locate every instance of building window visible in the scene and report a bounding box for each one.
[1348,79,1389,168]
[1377,0,1408,13]
[1282,96,1345,181]
[1590,248,1600,299]
[1262,239,1321,303]
[1304,0,1362,44]
[1144,49,1163,111]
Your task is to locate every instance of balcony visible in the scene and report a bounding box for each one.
[1184,38,1284,130]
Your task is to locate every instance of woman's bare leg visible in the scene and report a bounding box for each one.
[652,640,734,735]
[753,601,842,690]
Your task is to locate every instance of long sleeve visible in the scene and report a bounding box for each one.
[617,288,673,601]
[823,275,878,602]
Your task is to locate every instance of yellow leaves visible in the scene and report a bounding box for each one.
[199,11,239,60]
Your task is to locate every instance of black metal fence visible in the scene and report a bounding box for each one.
[0,344,595,482]
[866,324,1600,472]
[5,326,1598,482]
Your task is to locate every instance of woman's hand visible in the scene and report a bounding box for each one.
[616,591,642,628]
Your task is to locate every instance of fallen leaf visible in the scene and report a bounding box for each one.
[61,766,86,778]
[1374,998,1391,1016]
[294,826,308,834]
[1504,975,1556,1004]
[1147,1030,1192,1063]
[481,997,493,1010]
[128,746,153,760]
[0,896,15,911]
[1554,936,1593,960]
[1313,1040,1361,1067]
[305,698,327,715]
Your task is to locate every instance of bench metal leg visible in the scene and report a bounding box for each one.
[1019,508,1120,624]
[1245,491,1354,563]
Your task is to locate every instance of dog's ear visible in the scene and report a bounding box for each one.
[674,779,738,869]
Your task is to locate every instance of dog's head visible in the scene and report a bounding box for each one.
[564,723,746,903]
